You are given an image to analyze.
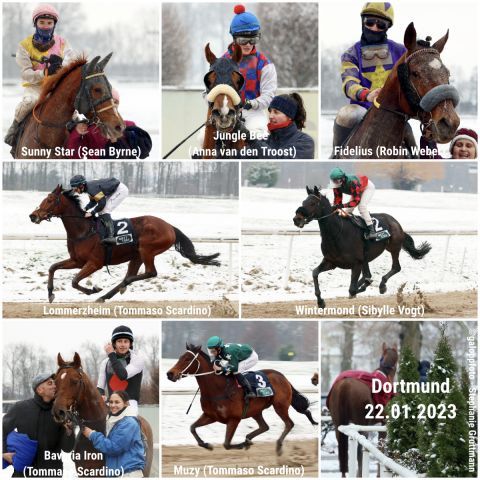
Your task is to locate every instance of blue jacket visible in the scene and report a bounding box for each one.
[89,416,144,475]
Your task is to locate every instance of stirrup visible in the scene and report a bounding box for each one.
[101,237,116,244]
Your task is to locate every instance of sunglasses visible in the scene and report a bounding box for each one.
[363,17,390,31]
[235,36,260,46]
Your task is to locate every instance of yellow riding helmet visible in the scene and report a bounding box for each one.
[361,2,394,26]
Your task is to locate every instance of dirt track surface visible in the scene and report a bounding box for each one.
[3,298,238,319]
[162,439,318,477]
[242,290,477,318]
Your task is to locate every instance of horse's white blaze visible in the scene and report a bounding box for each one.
[429,58,442,70]
[61,372,67,380]
[220,95,229,116]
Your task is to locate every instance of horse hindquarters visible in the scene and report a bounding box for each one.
[138,416,154,477]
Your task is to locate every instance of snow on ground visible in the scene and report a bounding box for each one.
[241,187,477,302]
[2,83,159,159]
[161,359,319,446]
[3,191,238,302]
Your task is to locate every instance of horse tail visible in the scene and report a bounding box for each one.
[402,233,432,260]
[290,384,318,425]
[173,227,221,266]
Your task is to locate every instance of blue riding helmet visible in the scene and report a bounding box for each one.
[207,336,224,349]
[230,4,261,36]
[70,174,87,188]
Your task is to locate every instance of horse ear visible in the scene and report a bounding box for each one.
[205,43,216,65]
[432,30,449,54]
[306,186,312,195]
[54,184,62,194]
[57,352,65,366]
[313,186,320,195]
[96,52,113,72]
[232,71,244,91]
[86,56,101,75]
[404,22,417,53]
[381,342,387,352]
[231,43,243,64]
[392,343,398,351]
[73,352,81,368]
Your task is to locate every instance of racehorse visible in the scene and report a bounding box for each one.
[335,23,460,159]
[327,343,398,477]
[202,43,246,159]
[53,353,153,477]
[167,344,317,455]
[29,185,220,303]
[293,186,431,308]
[13,54,124,159]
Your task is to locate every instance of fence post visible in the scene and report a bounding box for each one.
[348,435,357,477]
[229,243,233,286]
[282,235,294,289]
[440,235,451,280]
[362,448,370,477]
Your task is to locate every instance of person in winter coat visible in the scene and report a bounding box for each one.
[82,391,145,477]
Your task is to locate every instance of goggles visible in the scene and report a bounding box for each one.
[363,17,390,31]
[362,47,389,60]
[234,36,260,46]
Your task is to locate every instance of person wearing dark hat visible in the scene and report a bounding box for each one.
[242,92,315,158]
[420,127,478,159]
[97,326,145,415]
[2,373,74,477]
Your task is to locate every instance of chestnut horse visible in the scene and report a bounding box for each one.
[327,343,398,477]
[293,186,431,307]
[202,43,246,159]
[53,353,153,477]
[13,53,124,159]
[336,23,459,159]
[29,186,220,303]
[167,344,317,455]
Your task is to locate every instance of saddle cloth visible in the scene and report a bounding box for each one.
[242,371,274,397]
[326,370,394,409]
[97,217,137,246]
[350,214,391,241]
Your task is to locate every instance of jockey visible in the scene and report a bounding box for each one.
[333,2,407,150]
[4,4,75,146]
[328,167,377,240]
[223,4,277,138]
[69,175,129,244]
[65,88,152,159]
[206,336,258,399]
[97,326,145,416]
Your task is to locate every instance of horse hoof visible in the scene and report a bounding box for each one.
[317,299,326,309]
[119,287,126,294]
[48,294,55,303]
[95,297,105,303]
[201,442,213,451]
[349,293,357,299]
[276,444,283,456]
[92,286,103,293]
[244,438,253,450]
[379,285,387,294]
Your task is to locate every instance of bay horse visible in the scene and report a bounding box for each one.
[167,344,317,455]
[53,353,153,477]
[29,185,220,303]
[336,22,460,159]
[293,186,431,308]
[13,53,124,159]
[327,343,398,477]
[202,43,246,159]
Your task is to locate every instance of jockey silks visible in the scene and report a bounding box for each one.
[333,174,369,208]
[84,178,121,213]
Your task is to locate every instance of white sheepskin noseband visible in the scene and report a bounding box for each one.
[207,84,241,106]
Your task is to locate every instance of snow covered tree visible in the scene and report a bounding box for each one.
[246,163,279,187]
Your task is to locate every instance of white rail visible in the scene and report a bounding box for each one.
[163,389,318,395]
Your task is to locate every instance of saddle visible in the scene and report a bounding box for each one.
[240,371,274,398]
[96,217,137,246]
[348,214,391,241]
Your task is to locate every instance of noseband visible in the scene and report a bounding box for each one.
[179,350,214,378]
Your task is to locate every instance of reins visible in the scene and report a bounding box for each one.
[162,122,207,159]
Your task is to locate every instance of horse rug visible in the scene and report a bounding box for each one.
[242,371,274,397]
[97,217,137,246]
[350,214,391,241]
[326,370,394,409]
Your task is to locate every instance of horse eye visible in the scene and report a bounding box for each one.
[94,87,103,94]
[411,71,419,78]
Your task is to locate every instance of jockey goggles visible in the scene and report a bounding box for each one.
[362,47,389,60]
[234,35,260,45]
[363,16,390,31]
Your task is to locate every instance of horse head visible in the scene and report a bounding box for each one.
[396,22,459,142]
[293,186,331,228]
[379,342,398,381]
[29,185,67,223]
[74,52,125,142]
[166,343,211,382]
[204,43,244,132]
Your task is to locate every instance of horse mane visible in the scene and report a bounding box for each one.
[61,188,83,210]
[186,343,212,364]
[37,56,87,104]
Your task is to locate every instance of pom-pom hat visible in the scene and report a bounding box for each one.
[230,4,261,35]
[449,128,478,155]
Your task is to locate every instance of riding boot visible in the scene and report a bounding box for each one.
[331,120,353,158]
[4,120,20,146]
[365,224,377,240]
[100,214,116,244]
[235,373,256,399]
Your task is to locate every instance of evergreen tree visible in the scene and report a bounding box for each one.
[246,163,279,187]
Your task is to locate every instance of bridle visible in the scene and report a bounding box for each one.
[378,348,398,377]
[296,194,338,224]
[179,350,215,378]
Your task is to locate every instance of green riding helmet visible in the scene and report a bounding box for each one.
[207,336,224,349]
[329,167,346,181]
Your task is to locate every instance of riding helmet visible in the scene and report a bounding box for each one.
[32,4,60,25]
[230,4,261,36]
[112,325,134,347]
[70,174,87,188]
[207,336,224,349]
[329,167,346,181]
[360,2,394,26]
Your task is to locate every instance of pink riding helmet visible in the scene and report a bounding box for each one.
[32,4,60,25]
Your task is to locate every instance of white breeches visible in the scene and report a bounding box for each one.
[100,183,129,215]
[237,351,259,373]
[344,180,375,225]
[15,85,42,122]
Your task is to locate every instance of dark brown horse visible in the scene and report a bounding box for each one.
[336,23,460,159]
[29,186,220,303]
[327,343,398,477]
[14,54,124,159]
[53,353,154,477]
[167,344,317,455]
[293,186,431,307]
[202,43,246,159]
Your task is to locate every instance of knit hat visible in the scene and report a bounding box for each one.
[269,95,298,120]
[32,373,55,392]
[111,325,134,346]
[230,4,261,35]
[449,128,478,155]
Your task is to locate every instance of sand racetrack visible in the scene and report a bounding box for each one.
[162,439,318,477]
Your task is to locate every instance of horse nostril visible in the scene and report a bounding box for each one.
[115,125,123,132]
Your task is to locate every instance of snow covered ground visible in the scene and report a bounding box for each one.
[161,359,319,446]
[241,187,477,302]
[3,191,238,302]
[2,83,159,159]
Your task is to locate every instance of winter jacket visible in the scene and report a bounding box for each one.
[2,394,74,477]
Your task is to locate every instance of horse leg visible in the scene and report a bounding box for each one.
[118,257,143,294]
[349,263,362,298]
[335,429,348,478]
[71,262,103,296]
[379,250,401,294]
[190,413,215,450]
[223,418,251,450]
[313,259,335,308]
[245,413,269,447]
[272,404,294,455]
[47,258,80,303]
[356,262,373,293]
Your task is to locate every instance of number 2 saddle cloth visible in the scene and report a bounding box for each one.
[97,217,138,246]
[241,371,275,397]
